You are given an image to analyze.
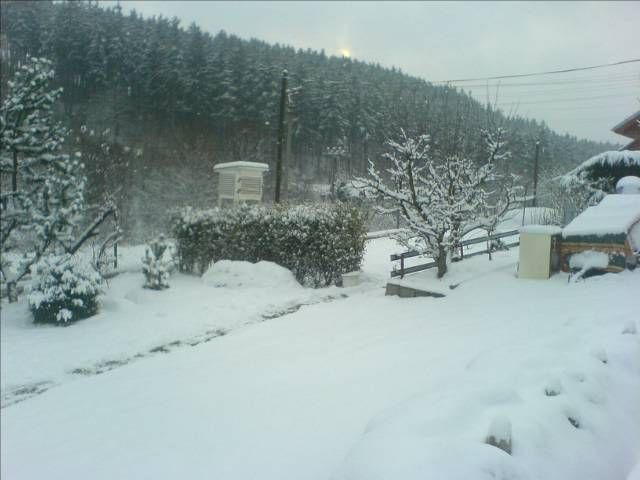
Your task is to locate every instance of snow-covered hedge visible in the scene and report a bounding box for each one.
[28,254,103,324]
[559,150,640,209]
[172,204,367,287]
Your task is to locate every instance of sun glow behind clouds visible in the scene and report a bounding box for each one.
[340,49,351,58]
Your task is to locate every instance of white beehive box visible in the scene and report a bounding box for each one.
[213,161,269,207]
[518,225,562,279]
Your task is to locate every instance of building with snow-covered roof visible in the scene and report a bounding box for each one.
[612,110,640,151]
[559,194,640,273]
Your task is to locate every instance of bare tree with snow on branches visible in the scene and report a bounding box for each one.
[359,127,519,278]
[474,128,525,257]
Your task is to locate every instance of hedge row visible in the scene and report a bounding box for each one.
[171,203,367,287]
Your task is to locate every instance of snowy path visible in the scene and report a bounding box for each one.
[0,273,351,408]
[2,240,639,479]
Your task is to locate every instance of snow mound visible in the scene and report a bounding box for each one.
[202,260,302,289]
[616,176,640,194]
[568,251,609,270]
[336,437,530,480]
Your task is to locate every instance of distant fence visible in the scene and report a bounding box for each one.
[390,229,520,278]
[365,228,408,240]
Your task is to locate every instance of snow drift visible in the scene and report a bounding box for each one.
[202,260,302,290]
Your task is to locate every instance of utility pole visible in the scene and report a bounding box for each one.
[274,69,288,203]
[283,101,294,202]
[532,139,540,207]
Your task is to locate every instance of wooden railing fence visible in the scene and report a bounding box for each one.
[390,229,520,278]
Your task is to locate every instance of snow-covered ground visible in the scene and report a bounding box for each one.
[1,238,639,480]
[1,254,360,401]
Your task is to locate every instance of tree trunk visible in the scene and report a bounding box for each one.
[7,281,18,303]
[12,150,18,193]
[436,244,448,278]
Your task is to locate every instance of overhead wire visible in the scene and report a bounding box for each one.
[432,58,640,83]
[450,72,640,88]
[465,84,639,100]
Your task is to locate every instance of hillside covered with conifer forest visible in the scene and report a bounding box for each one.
[0,1,618,239]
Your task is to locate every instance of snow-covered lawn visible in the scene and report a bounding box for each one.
[1,239,639,480]
[1,255,364,403]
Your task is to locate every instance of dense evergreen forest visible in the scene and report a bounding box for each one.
[0,0,617,239]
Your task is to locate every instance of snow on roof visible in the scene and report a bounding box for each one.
[611,110,640,134]
[213,161,269,172]
[562,194,640,238]
[561,150,640,186]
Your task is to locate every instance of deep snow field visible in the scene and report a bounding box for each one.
[1,237,639,480]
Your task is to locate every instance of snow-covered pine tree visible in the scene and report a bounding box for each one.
[1,57,85,300]
[359,129,506,278]
[1,56,117,302]
[28,253,103,324]
[142,234,176,290]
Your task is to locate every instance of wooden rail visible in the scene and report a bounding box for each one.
[390,229,520,278]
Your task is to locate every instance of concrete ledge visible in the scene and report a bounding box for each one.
[385,282,446,298]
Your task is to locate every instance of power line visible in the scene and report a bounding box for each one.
[458,75,640,89]
[495,92,637,106]
[432,58,640,84]
[460,71,640,85]
[508,105,636,116]
[465,82,639,99]
[508,101,637,111]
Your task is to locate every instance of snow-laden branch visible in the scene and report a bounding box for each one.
[356,128,521,277]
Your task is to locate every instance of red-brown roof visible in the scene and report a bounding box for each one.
[612,110,640,140]
[622,137,640,151]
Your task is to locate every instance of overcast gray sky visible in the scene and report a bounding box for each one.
[114,1,640,144]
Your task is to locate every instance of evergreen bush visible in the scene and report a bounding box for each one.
[142,234,176,290]
[28,254,103,324]
[172,204,367,287]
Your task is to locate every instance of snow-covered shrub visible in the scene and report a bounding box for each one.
[172,203,367,287]
[562,150,640,195]
[142,234,176,290]
[557,151,640,222]
[28,254,103,324]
